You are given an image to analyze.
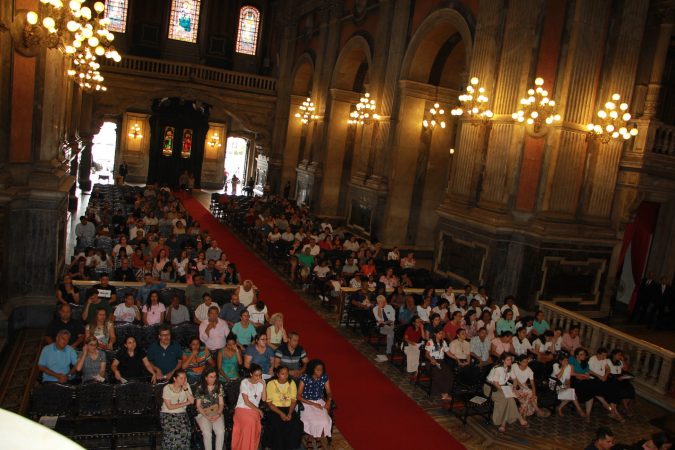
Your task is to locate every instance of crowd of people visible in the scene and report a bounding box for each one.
[40,184,334,450]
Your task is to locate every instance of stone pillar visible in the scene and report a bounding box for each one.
[643,11,675,118]
[78,133,93,192]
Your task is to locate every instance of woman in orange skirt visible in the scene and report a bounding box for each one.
[232,363,266,450]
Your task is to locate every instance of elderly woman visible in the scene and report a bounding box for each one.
[298,359,333,450]
[160,369,194,450]
[266,313,288,349]
[266,366,303,450]
[232,363,266,450]
[76,336,106,383]
[511,355,550,418]
[485,353,528,432]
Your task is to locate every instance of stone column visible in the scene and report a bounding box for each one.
[78,133,93,192]
[644,10,675,118]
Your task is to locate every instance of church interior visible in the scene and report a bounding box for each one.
[1,0,675,449]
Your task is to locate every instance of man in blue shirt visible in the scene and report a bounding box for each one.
[219,291,245,327]
[136,273,166,305]
[38,330,78,383]
[146,324,182,382]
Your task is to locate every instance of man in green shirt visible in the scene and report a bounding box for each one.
[185,274,211,306]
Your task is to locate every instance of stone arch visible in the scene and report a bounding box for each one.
[291,53,315,96]
[331,34,373,91]
[399,8,473,88]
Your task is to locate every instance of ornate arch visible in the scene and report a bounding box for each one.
[330,34,373,91]
[291,52,316,96]
[399,8,473,85]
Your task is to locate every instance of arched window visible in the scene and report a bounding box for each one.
[168,0,202,43]
[235,6,261,55]
[104,0,128,33]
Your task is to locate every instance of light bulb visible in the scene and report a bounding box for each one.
[95,46,105,55]
[535,77,544,86]
[449,148,455,155]
[587,123,595,131]
[622,113,631,121]
[83,27,93,38]
[26,11,38,25]
[528,89,535,96]
[605,102,615,110]
[434,103,439,109]
[88,37,99,47]
[69,0,80,10]
[630,128,638,136]
[619,103,628,111]
[612,93,620,101]
[554,114,561,121]
[94,1,104,13]
[598,110,607,119]
[527,118,534,125]
[512,113,518,120]
[470,77,478,85]
[609,111,618,119]
[594,125,602,133]
[423,120,429,128]
[80,6,91,19]
[606,124,615,132]
[612,132,619,139]
[440,122,446,128]
[545,117,553,124]
[43,17,56,29]
[531,111,539,119]
[67,20,80,32]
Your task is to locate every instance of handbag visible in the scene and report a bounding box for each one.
[203,404,219,417]
[557,388,576,401]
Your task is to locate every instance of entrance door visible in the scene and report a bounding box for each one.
[224,137,248,195]
[92,122,118,184]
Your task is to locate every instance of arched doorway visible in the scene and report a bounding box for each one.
[224,136,249,195]
[91,121,118,184]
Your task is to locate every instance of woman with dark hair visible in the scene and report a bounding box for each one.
[424,328,453,401]
[569,347,599,422]
[511,354,549,418]
[112,336,155,383]
[195,367,225,450]
[266,366,303,450]
[485,352,528,432]
[403,316,426,375]
[142,290,166,326]
[496,309,517,336]
[607,349,635,417]
[224,263,240,285]
[153,249,169,279]
[85,308,116,350]
[217,333,242,382]
[588,347,625,423]
[244,333,276,378]
[232,363,266,450]
[298,359,333,448]
[182,336,212,383]
[160,369,194,449]
[160,262,176,282]
[56,274,80,306]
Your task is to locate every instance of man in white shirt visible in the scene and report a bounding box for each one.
[166,295,190,325]
[500,296,520,321]
[205,240,222,262]
[199,306,230,351]
[342,257,359,277]
[343,236,360,252]
[470,327,492,365]
[114,293,141,323]
[372,295,396,354]
[194,293,220,324]
[281,230,295,243]
[75,215,96,248]
[302,239,321,256]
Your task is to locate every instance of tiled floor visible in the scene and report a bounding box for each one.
[186,190,675,449]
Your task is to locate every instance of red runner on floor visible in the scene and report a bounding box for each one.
[179,193,466,450]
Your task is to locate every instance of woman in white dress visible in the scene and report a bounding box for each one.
[484,353,528,432]
[511,355,550,417]
[551,354,585,418]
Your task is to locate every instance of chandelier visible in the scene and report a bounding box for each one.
[25,0,120,92]
[512,77,561,135]
[348,92,380,125]
[295,98,318,125]
[208,132,222,148]
[450,77,493,122]
[127,122,143,140]
[422,103,446,130]
[587,93,638,144]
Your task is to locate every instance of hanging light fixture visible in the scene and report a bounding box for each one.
[450,77,494,122]
[512,77,561,136]
[127,122,143,140]
[348,92,380,125]
[422,103,446,130]
[22,0,120,92]
[586,93,638,144]
[208,131,222,148]
[295,98,318,125]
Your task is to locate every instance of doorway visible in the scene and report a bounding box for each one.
[92,121,118,184]
[224,137,248,194]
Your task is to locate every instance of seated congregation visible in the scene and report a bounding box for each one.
[213,192,639,434]
[36,184,334,450]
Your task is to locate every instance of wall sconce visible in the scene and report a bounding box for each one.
[0,0,121,91]
[348,92,381,125]
[587,93,638,144]
[295,97,318,125]
[450,77,494,123]
[512,77,560,137]
[422,103,446,130]
[208,132,222,148]
[127,122,143,140]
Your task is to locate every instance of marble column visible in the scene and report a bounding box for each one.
[78,133,93,192]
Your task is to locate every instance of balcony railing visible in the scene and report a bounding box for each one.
[101,55,277,95]
[653,123,675,156]
[539,301,674,397]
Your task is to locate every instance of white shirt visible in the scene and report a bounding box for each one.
[487,365,511,386]
[431,306,448,322]
[449,339,471,360]
[533,339,553,354]
[236,378,265,409]
[313,265,330,278]
[238,286,255,307]
[114,304,139,323]
[387,251,400,261]
[425,339,449,360]
[551,363,572,384]
[588,355,608,377]
[512,337,532,356]
[417,305,431,322]
[199,318,230,350]
[501,304,520,318]
[477,319,496,340]
[247,304,267,326]
[441,292,456,305]
[511,365,534,385]
[195,302,220,323]
[606,359,623,375]
[161,384,193,414]
[372,304,396,324]
[343,240,360,251]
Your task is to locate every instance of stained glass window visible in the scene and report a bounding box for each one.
[104,0,128,33]
[168,0,202,43]
[236,6,261,55]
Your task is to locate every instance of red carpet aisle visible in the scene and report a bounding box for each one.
[179,194,466,450]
